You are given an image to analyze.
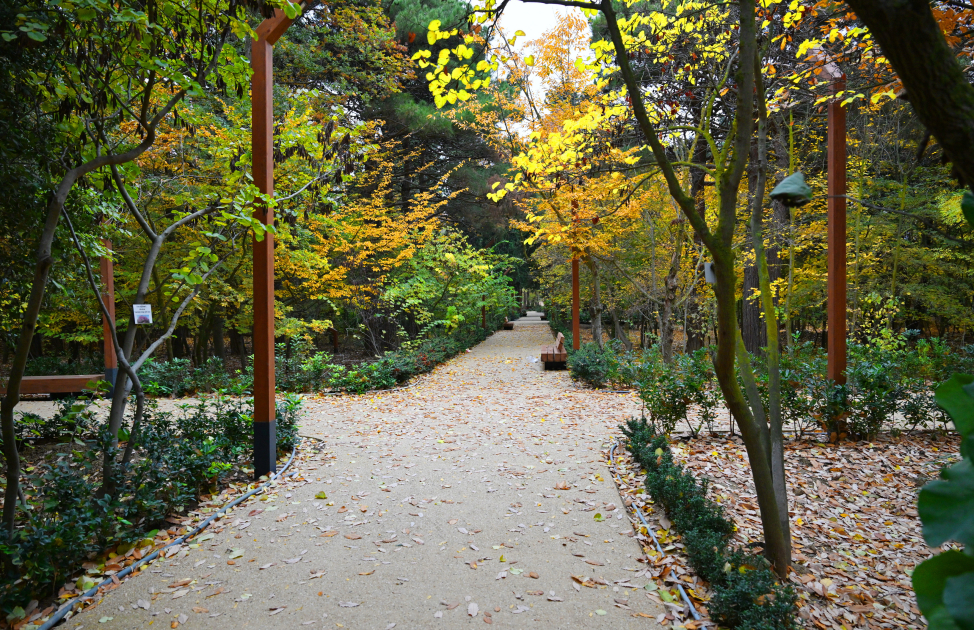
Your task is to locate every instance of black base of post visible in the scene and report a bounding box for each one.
[254,420,277,479]
[104,367,118,397]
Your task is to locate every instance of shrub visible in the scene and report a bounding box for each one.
[568,343,611,388]
[140,357,193,396]
[621,418,798,630]
[0,393,302,609]
[23,356,103,377]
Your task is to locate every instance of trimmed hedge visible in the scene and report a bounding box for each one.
[621,417,799,629]
[2,393,302,609]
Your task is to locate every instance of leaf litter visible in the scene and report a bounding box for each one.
[608,431,962,629]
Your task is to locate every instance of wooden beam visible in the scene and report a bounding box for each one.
[250,1,316,478]
[99,239,117,391]
[252,32,277,478]
[827,78,847,384]
[0,375,103,396]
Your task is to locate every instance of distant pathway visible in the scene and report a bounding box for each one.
[70,320,662,628]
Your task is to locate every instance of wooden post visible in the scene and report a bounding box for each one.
[571,258,580,350]
[251,7,305,478]
[99,239,117,393]
[827,77,847,385]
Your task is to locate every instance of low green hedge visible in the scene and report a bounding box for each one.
[621,417,799,629]
[2,393,302,609]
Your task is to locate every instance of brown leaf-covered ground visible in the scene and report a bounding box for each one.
[609,431,961,629]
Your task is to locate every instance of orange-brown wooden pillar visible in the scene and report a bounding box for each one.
[827,78,847,384]
[99,240,117,393]
[251,7,304,478]
[571,258,580,350]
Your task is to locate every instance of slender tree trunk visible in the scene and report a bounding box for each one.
[601,0,790,576]
[586,261,604,350]
[660,221,685,363]
[752,65,792,558]
[212,315,226,362]
[743,141,767,356]
[612,309,633,352]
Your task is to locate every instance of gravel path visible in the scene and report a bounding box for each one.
[67,323,663,629]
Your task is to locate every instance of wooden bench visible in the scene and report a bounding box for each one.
[541,332,567,370]
[502,317,515,330]
[0,375,104,396]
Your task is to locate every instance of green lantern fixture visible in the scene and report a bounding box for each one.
[769,172,813,207]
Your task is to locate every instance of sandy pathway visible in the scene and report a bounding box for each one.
[67,324,663,629]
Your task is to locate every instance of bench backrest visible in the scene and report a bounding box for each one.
[554,332,565,352]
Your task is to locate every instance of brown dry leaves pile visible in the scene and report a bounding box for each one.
[609,432,961,630]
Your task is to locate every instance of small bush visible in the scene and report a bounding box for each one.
[0,393,302,609]
[568,343,611,388]
[621,417,798,630]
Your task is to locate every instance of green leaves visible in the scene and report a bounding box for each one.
[937,374,974,441]
[913,373,974,628]
[919,458,974,548]
[913,551,974,630]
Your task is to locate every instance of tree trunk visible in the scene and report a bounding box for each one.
[600,0,790,576]
[845,0,974,191]
[212,315,226,361]
[743,141,768,356]
[612,309,633,352]
[586,261,604,349]
[660,221,685,364]
[742,265,766,355]
[239,333,249,372]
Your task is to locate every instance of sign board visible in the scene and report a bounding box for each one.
[704,262,716,284]
[133,304,152,325]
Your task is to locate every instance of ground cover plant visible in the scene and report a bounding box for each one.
[0,392,302,613]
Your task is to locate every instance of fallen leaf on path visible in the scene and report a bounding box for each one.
[320,531,338,537]
[344,534,361,540]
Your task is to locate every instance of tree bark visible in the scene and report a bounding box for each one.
[743,141,767,356]
[611,308,633,352]
[212,315,226,362]
[660,221,685,363]
[586,260,604,349]
[844,0,974,190]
